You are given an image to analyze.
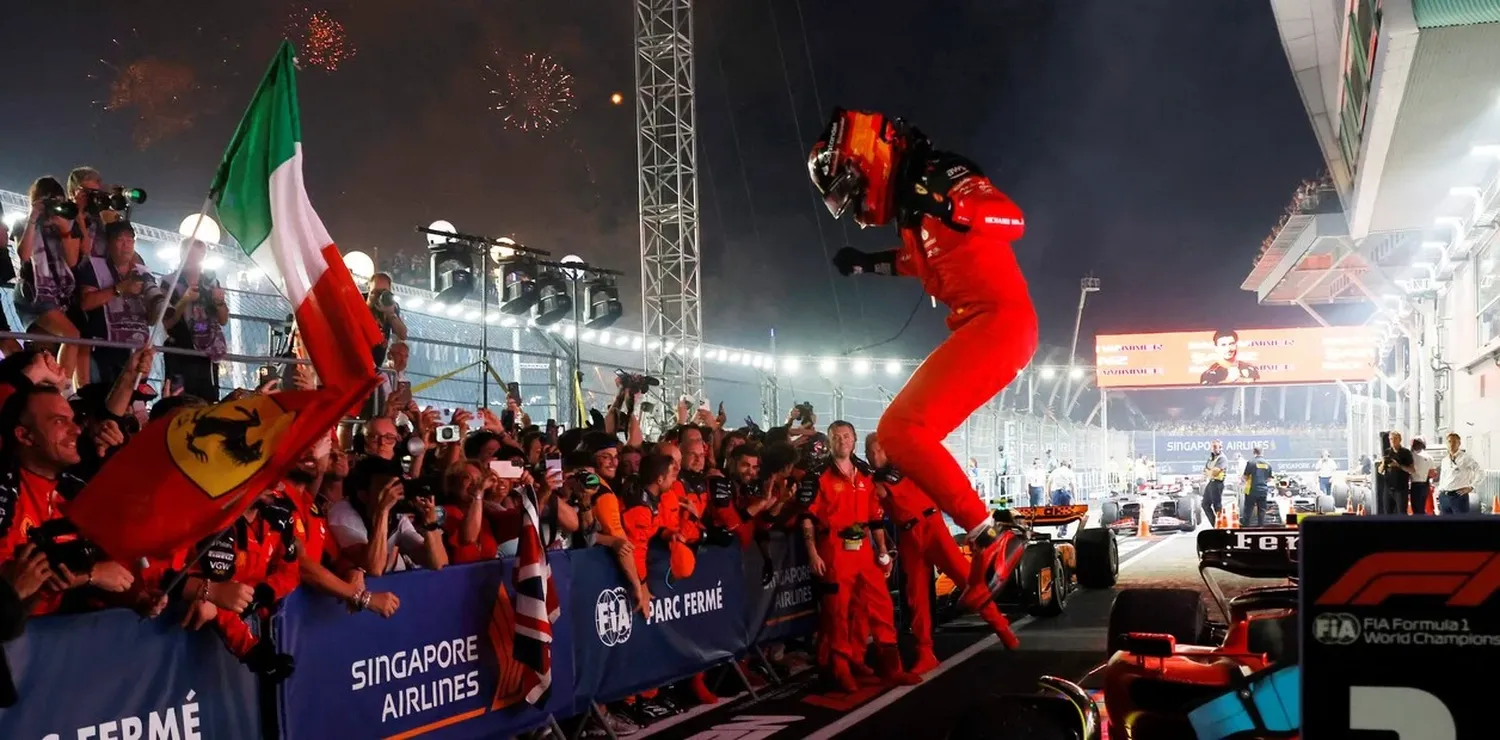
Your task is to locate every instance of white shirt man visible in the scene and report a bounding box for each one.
[1435,432,1484,515]
[1025,461,1047,506]
[1315,454,1337,479]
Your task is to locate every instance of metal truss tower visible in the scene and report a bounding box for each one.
[635,0,704,402]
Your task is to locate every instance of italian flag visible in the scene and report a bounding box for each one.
[68,43,382,561]
[210,41,383,389]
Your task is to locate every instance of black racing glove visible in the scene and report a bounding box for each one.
[832,247,898,277]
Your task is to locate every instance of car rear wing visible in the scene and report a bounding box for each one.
[1197,528,1298,580]
[1197,528,1299,622]
[1010,504,1090,526]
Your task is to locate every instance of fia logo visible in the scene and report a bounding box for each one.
[1313,612,1360,645]
[595,587,634,647]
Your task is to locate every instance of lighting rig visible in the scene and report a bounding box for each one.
[416,221,552,408]
[493,250,625,426]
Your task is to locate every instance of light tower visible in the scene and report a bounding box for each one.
[634,0,704,403]
[1052,275,1101,411]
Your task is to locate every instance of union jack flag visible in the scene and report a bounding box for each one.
[512,487,561,705]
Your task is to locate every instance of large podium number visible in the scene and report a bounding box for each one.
[1349,686,1455,740]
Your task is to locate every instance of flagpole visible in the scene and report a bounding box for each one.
[125,196,216,399]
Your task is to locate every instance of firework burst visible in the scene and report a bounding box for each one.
[89,26,243,150]
[484,51,577,134]
[285,6,356,72]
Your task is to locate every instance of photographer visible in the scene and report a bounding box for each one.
[327,456,447,576]
[13,177,86,388]
[65,167,117,259]
[76,221,166,382]
[162,238,229,401]
[364,273,408,369]
[1380,431,1415,515]
[0,386,135,615]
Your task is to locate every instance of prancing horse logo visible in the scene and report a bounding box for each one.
[167,395,298,499]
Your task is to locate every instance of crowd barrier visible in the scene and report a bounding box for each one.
[0,535,817,740]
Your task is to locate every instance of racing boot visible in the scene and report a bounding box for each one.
[829,657,861,693]
[690,672,718,705]
[979,604,1021,650]
[847,658,875,679]
[908,647,941,675]
[874,644,922,686]
[960,512,1026,612]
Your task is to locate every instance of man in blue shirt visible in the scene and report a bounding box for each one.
[1242,447,1274,527]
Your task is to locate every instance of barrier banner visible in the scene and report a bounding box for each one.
[572,543,748,702]
[1301,517,1499,739]
[273,555,574,740]
[1137,435,1296,475]
[743,533,819,645]
[0,608,259,740]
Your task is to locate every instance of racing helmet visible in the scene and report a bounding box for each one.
[807,108,923,228]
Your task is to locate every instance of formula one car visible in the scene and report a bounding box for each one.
[1262,475,1336,524]
[957,526,1301,739]
[991,505,1119,617]
[1100,479,1202,534]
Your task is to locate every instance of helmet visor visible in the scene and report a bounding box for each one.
[814,159,866,220]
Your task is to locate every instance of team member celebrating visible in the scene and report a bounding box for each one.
[867,432,1020,664]
[808,109,1035,613]
[803,421,920,691]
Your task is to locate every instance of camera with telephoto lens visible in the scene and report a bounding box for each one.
[371,289,397,310]
[26,518,101,576]
[614,368,660,395]
[82,186,148,216]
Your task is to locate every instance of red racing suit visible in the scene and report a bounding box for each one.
[197,495,303,659]
[876,466,1013,651]
[876,154,1038,534]
[806,462,897,666]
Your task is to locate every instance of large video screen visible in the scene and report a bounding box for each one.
[1094,326,1376,389]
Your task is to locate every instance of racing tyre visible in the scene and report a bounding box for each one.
[1017,543,1065,618]
[1174,495,1198,531]
[1107,588,1206,655]
[1100,500,1120,527]
[1073,528,1118,588]
[1330,481,1350,510]
[1350,486,1371,514]
[1315,494,1336,514]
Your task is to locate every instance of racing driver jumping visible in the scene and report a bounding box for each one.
[807,109,1037,645]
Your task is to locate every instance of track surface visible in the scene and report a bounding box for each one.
[639,530,1241,740]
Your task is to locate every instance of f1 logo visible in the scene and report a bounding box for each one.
[1316,552,1500,607]
[1350,686,1455,740]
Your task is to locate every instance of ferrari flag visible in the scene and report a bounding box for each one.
[68,42,380,560]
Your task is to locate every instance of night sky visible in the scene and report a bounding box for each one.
[0,0,1330,364]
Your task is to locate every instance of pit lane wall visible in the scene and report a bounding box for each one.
[1126,431,1348,476]
[0,535,818,740]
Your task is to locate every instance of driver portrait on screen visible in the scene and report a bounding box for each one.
[1199,329,1261,385]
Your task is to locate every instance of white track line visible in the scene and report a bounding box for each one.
[803,531,1185,740]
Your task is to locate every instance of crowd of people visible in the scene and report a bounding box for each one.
[0,201,1021,735]
[1252,173,1337,268]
